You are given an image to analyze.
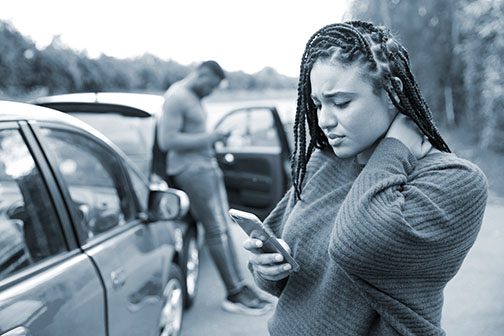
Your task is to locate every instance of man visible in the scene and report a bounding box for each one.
[157,60,272,315]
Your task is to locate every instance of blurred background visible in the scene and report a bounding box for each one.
[1,0,503,200]
[1,0,503,335]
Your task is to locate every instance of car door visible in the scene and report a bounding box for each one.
[213,107,291,220]
[0,121,105,336]
[35,124,176,336]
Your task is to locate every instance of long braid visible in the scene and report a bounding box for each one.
[292,21,451,200]
[387,49,450,151]
[395,53,450,151]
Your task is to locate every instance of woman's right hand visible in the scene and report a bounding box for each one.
[244,236,293,281]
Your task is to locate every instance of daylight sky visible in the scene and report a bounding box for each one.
[0,0,349,77]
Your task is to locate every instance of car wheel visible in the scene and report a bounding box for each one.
[180,225,199,309]
[159,263,184,336]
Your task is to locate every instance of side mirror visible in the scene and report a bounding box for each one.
[147,187,190,221]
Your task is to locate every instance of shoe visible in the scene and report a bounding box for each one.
[222,285,273,315]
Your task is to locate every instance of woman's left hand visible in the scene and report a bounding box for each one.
[385,113,432,159]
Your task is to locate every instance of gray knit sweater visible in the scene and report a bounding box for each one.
[251,138,487,336]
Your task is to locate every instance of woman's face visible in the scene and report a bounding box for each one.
[310,59,396,161]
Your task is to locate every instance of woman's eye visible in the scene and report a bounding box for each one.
[335,101,351,109]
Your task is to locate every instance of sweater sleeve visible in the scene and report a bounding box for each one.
[248,187,296,297]
[329,137,488,278]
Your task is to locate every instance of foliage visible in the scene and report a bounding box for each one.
[0,21,297,100]
[457,0,504,151]
[348,0,504,151]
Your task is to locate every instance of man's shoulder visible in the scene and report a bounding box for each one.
[165,83,194,100]
[163,84,194,111]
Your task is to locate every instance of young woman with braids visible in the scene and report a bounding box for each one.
[243,21,488,335]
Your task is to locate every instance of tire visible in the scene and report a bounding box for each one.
[180,225,200,309]
[159,263,184,336]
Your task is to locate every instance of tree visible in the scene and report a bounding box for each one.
[349,0,460,126]
[458,0,504,151]
[0,20,297,98]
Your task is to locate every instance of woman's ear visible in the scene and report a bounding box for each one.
[387,76,403,109]
[392,76,403,92]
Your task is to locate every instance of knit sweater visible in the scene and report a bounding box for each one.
[251,138,487,336]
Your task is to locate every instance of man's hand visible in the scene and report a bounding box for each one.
[210,131,231,144]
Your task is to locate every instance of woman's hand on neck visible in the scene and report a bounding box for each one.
[356,112,436,165]
[386,113,432,159]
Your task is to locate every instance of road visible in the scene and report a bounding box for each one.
[181,223,274,336]
[442,200,504,335]
[181,201,504,336]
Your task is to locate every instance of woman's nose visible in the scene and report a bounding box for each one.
[318,105,337,129]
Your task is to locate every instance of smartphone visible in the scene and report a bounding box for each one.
[228,208,300,272]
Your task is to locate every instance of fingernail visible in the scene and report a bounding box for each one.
[275,254,283,262]
[255,240,263,247]
[283,264,291,271]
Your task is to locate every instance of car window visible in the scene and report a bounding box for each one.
[214,108,280,149]
[40,128,137,243]
[0,129,66,281]
[127,165,149,212]
[67,112,155,178]
[68,113,155,154]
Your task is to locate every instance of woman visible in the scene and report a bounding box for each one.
[244,21,488,335]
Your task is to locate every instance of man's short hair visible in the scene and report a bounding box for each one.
[198,60,226,80]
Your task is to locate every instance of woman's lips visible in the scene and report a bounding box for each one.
[327,133,345,146]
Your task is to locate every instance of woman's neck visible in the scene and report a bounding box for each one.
[356,139,381,165]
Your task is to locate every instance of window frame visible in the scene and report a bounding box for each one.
[125,163,150,213]
[0,121,74,288]
[214,106,292,157]
[32,121,145,249]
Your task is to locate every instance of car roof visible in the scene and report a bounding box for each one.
[0,100,119,148]
[33,92,164,117]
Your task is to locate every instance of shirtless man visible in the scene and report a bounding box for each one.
[157,61,272,315]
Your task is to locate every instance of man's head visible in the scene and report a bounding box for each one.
[192,60,225,98]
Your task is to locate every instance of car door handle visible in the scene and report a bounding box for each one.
[2,327,30,336]
[111,268,127,289]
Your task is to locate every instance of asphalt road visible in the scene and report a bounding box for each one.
[181,223,274,336]
[181,200,504,336]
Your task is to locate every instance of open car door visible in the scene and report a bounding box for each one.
[213,106,291,220]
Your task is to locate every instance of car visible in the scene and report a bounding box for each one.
[34,92,295,220]
[34,93,203,309]
[0,100,190,336]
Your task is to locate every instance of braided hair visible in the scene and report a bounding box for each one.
[291,21,451,200]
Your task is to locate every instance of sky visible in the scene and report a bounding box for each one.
[0,0,350,77]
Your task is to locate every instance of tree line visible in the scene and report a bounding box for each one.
[0,21,297,99]
[348,0,503,152]
[1,1,503,153]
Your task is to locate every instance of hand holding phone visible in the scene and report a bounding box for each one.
[229,209,300,272]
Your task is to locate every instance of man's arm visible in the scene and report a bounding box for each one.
[157,95,218,151]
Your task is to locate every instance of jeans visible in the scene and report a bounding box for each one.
[174,160,245,295]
